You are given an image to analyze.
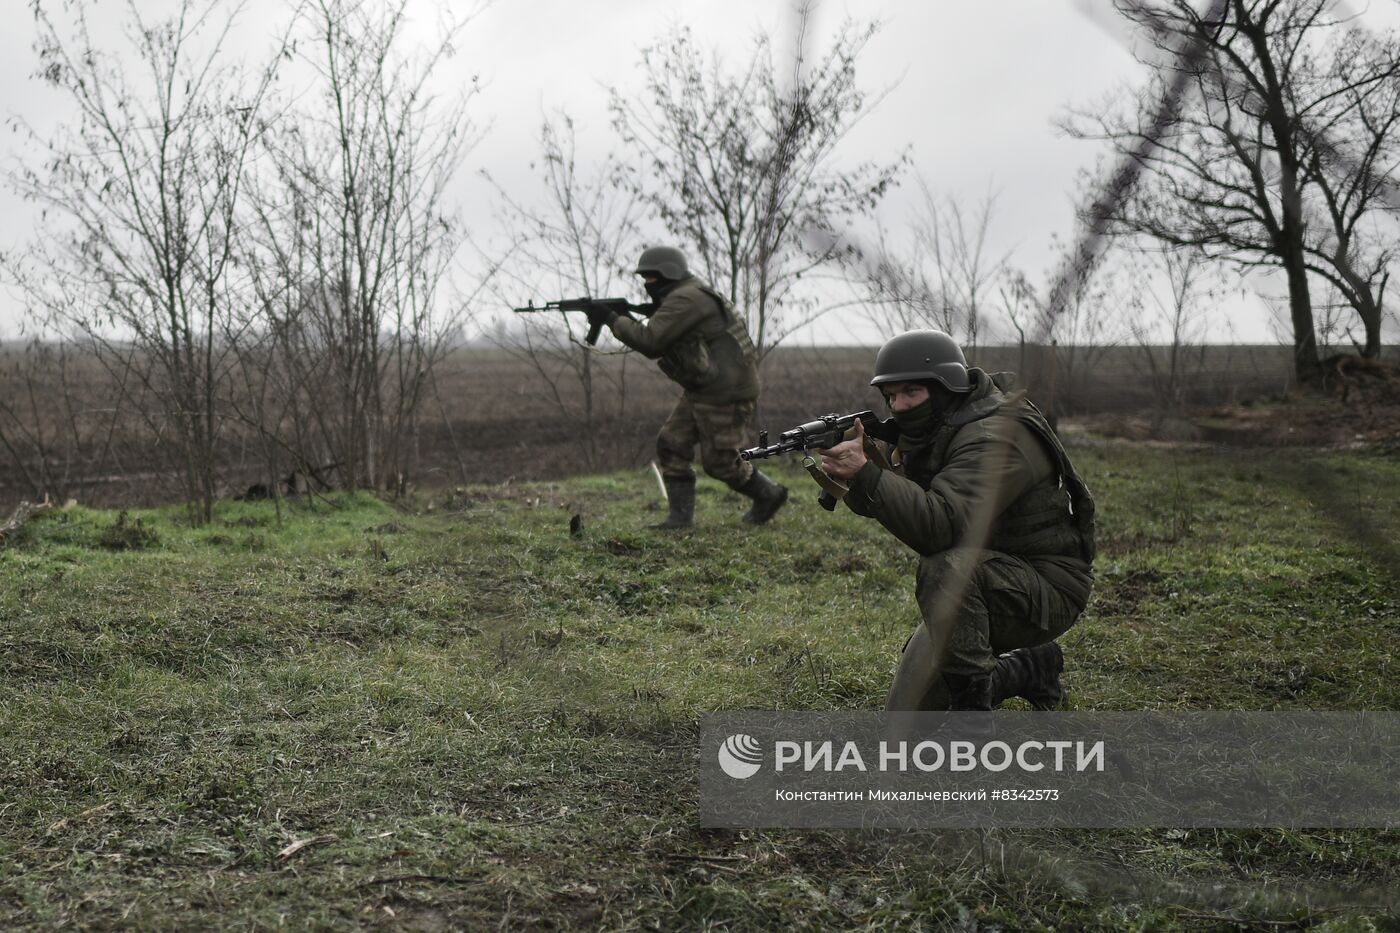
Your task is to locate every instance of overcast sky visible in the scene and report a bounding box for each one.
[3,0,1395,345]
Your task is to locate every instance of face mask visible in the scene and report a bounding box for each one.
[644,279,667,301]
[891,397,937,431]
[889,395,945,452]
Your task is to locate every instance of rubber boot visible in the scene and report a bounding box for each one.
[990,642,1064,711]
[736,469,789,525]
[650,476,695,530]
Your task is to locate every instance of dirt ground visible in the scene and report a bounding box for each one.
[1075,356,1400,449]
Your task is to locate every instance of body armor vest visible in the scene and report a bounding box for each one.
[901,371,1096,563]
[655,280,760,403]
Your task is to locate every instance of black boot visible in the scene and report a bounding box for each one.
[650,476,695,530]
[940,671,995,740]
[736,469,789,525]
[990,642,1064,711]
[943,671,994,712]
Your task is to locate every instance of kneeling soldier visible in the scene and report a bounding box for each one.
[816,330,1095,713]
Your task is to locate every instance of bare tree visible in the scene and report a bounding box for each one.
[1128,246,1214,412]
[1001,232,1135,417]
[997,268,1044,378]
[7,0,285,522]
[608,6,905,355]
[0,335,131,502]
[861,181,1005,346]
[1300,27,1400,360]
[484,116,645,472]
[1065,0,1400,384]
[243,0,478,492]
[1046,236,1136,415]
[1309,282,1358,352]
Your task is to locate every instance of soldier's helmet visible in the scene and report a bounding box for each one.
[870,329,971,393]
[635,246,689,281]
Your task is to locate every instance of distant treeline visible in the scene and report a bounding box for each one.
[2,342,1371,510]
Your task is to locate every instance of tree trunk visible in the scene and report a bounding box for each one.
[1275,164,1319,382]
[1361,307,1382,359]
[1282,248,1321,383]
[1336,262,1384,359]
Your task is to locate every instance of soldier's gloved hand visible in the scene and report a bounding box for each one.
[818,418,868,481]
[586,305,617,330]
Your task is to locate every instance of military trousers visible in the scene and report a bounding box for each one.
[656,395,756,488]
[886,547,1083,710]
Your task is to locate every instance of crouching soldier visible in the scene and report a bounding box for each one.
[589,246,788,529]
[816,330,1095,713]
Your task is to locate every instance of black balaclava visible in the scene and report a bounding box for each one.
[889,383,960,454]
[644,275,682,302]
[891,397,938,451]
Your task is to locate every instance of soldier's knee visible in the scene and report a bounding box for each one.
[918,546,996,610]
[917,547,991,598]
[656,456,694,485]
[656,431,690,460]
[700,450,745,485]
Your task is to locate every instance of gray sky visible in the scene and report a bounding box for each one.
[3,0,1394,345]
[454,0,1156,345]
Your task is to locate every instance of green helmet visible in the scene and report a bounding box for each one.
[870,329,971,392]
[635,246,689,281]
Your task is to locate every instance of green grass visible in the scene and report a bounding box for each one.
[2,444,1399,929]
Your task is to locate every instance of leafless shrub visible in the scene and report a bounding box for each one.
[862,182,1006,348]
[238,0,480,495]
[7,0,286,522]
[1127,247,1216,414]
[608,4,905,355]
[483,116,645,472]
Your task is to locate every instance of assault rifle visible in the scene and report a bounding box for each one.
[742,410,900,511]
[741,410,898,460]
[511,297,655,346]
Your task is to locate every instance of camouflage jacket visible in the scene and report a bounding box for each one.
[844,369,1095,611]
[608,276,760,404]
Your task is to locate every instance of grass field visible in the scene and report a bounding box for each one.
[2,439,1399,929]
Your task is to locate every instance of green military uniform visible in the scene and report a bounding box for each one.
[842,368,1095,707]
[609,275,761,487]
